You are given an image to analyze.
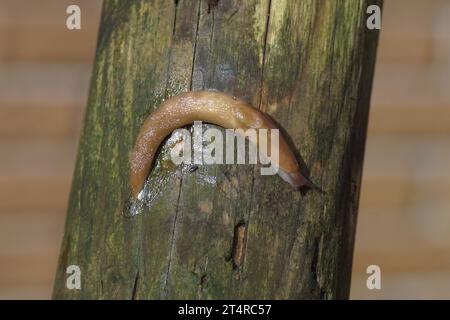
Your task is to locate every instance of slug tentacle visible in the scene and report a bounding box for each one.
[129,90,316,199]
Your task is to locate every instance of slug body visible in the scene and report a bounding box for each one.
[130,91,313,199]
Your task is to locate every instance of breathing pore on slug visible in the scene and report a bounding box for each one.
[129,90,319,199]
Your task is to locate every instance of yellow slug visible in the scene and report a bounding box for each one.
[130,90,316,199]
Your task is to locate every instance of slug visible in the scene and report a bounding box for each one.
[130,90,317,199]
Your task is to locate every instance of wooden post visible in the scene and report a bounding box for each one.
[53,0,381,299]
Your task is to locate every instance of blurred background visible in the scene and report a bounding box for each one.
[0,0,449,299]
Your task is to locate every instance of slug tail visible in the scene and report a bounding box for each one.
[277,168,323,193]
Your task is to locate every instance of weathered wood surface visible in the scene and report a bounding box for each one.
[53,0,381,299]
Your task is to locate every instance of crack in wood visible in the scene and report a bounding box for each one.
[172,0,179,36]
[131,271,140,300]
[242,0,273,278]
[190,1,202,91]
[258,0,272,111]
[232,221,247,270]
[206,0,219,14]
[163,0,203,297]
[310,236,320,283]
[200,274,209,289]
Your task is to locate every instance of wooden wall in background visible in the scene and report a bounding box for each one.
[352,0,450,299]
[0,0,102,299]
[0,0,449,299]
